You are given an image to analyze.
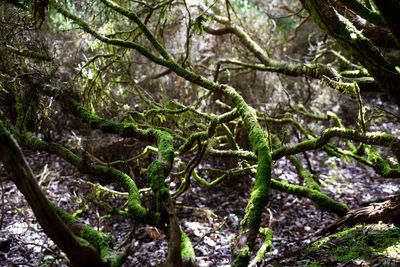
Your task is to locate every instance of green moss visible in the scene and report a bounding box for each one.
[71,99,103,127]
[232,246,251,267]
[23,132,151,222]
[366,147,393,176]
[51,202,78,225]
[271,179,349,216]
[222,85,272,267]
[289,156,321,192]
[308,224,400,264]
[24,105,37,131]
[157,131,174,164]
[252,228,273,264]
[179,131,207,153]
[180,230,195,265]
[148,160,169,200]
[81,225,112,260]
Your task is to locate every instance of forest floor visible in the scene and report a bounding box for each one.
[1,98,400,266]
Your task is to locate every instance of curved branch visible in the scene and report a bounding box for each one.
[273,127,400,160]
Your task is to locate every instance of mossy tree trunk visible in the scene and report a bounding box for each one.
[0,121,108,267]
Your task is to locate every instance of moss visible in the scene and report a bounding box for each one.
[366,146,393,177]
[23,132,151,222]
[81,225,113,260]
[118,123,134,137]
[157,130,174,164]
[232,246,251,267]
[271,179,349,216]
[244,145,271,228]
[289,156,321,192]
[180,230,195,265]
[252,228,273,264]
[308,224,400,264]
[51,202,78,225]
[178,131,207,153]
[148,160,169,200]
[71,99,103,127]
[24,105,37,131]
[14,90,24,129]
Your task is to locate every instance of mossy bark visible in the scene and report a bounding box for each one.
[249,228,273,267]
[222,85,272,267]
[181,230,196,267]
[288,155,321,191]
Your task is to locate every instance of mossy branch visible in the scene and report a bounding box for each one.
[99,0,171,60]
[22,132,157,224]
[270,179,349,216]
[49,0,167,67]
[178,109,238,154]
[202,8,341,81]
[272,127,400,161]
[301,0,400,106]
[288,155,321,191]
[52,204,126,266]
[0,122,108,266]
[339,0,385,26]
[249,228,273,267]
[222,85,272,267]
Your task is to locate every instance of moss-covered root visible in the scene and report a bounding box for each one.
[181,230,196,267]
[222,85,272,267]
[147,131,187,266]
[249,228,273,267]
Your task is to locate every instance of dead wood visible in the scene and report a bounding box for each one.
[319,194,400,235]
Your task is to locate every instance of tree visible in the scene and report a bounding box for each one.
[1,0,400,266]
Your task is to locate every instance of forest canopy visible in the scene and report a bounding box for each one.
[1,0,400,266]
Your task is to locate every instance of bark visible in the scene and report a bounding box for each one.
[320,194,400,235]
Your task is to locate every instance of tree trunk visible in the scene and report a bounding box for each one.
[0,122,107,266]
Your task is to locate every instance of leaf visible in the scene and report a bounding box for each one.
[146,226,162,240]
[72,209,83,218]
